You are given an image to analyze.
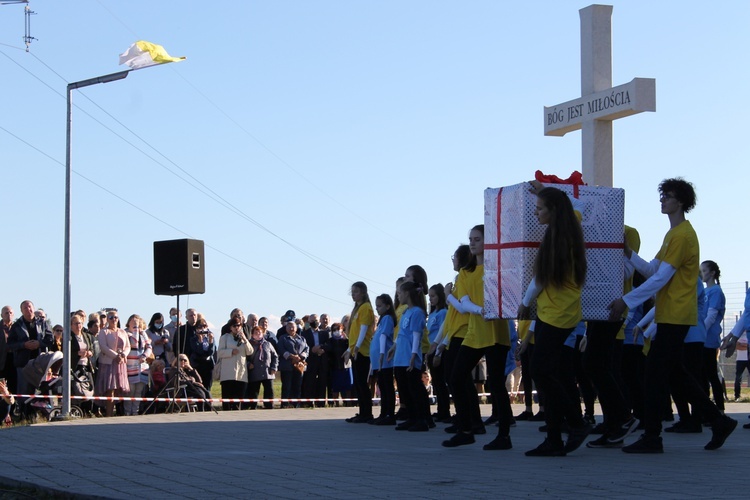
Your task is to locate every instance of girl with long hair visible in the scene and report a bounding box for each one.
[371,293,397,425]
[345,281,375,423]
[519,182,588,456]
[392,281,431,431]
[700,260,726,412]
[426,284,449,422]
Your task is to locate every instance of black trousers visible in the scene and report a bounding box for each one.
[530,320,583,442]
[376,367,395,417]
[621,344,645,420]
[450,344,512,435]
[584,320,629,432]
[400,364,430,422]
[220,380,247,411]
[672,342,704,421]
[427,353,450,418]
[352,355,372,418]
[701,347,725,410]
[442,336,463,408]
[643,324,721,437]
[247,379,274,409]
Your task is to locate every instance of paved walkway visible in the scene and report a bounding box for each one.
[0,403,748,499]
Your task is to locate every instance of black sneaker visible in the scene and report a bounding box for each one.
[484,415,499,425]
[483,435,512,450]
[473,425,487,435]
[374,416,396,426]
[445,424,459,434]
[586,435,623,449]
[395,419,416,431]
[607,416,640,443]
[622,434,663,454]
[525,438,566,457]
[564,423,592,453]
[394,408,409,421]
[743,423,750,430]
[442,432,475,448]
[529,411,546,421]
[667,420,702,433]
[345,413,360,423]
[515,410,533,421]
[705,415,737,450]
[583,414,597,426]
[408,420,430,432]
[590,422,607,435]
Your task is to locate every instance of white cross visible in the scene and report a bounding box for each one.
[543,4,656,187]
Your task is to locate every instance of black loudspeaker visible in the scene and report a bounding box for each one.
[153,239,205,296]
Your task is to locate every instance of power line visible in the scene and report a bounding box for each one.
[1,46,387,287]
[0,121,351,306]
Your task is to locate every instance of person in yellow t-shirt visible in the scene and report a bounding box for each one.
[518,182,588,457]
[442,225,513,451]
[429,244,472,422]
[609,177,736,453]
[344,281,375,424]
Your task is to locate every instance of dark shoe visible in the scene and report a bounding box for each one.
[509,417,517,427]
[374,416,397,426]
[622,434,663,454]
[607,417,640,443]
[473,425,487,435]
[590,422,607,435]
[394,408,409,421]
[529,411,546,422]
[483,435,512,450]
[369,415,383,425]
[674,420,703,434]
[439,416,454,424]
[564,423,592,453]
[743,423,750,430]
[348,414,373,424]
[444,424,459,434]
[484,415,499,425]
[408,420,430,432]
[586,435,623,448]
[442,432,475,448]
[515,410,533,421]
[705,415,737,450]
[396,419,416,431]
[583,414,597,426]
[525,438,566,457]
[427,418,436,429]
[345,413,360,423]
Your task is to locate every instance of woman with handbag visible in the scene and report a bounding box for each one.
[278,321,309,408]
[217,319,253,411]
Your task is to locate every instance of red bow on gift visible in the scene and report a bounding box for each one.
[534,170,585,186]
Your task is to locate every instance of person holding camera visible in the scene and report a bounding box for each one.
[190,315,217,392]
[217,319,253,411]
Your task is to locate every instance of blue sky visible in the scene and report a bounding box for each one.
[1,1,748,332]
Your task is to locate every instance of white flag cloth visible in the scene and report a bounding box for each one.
[119,41,185,70]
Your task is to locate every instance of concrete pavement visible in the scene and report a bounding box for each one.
[0,403,748,499]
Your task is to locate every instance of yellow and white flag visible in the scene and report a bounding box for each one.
[119,41,185,69]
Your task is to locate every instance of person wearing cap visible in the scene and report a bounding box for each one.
[277,310,296,339]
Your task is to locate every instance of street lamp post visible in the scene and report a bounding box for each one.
[62,70,129,417]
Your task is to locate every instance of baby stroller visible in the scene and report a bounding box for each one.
[22,351,84,420]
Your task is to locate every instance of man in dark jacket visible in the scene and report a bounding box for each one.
[7,300,50,410]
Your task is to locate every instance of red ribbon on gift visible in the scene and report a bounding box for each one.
[485,178,621,317]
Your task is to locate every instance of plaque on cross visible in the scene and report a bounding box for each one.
[543,4,656,187]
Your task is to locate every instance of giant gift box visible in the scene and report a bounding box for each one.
[484,183,625,320]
